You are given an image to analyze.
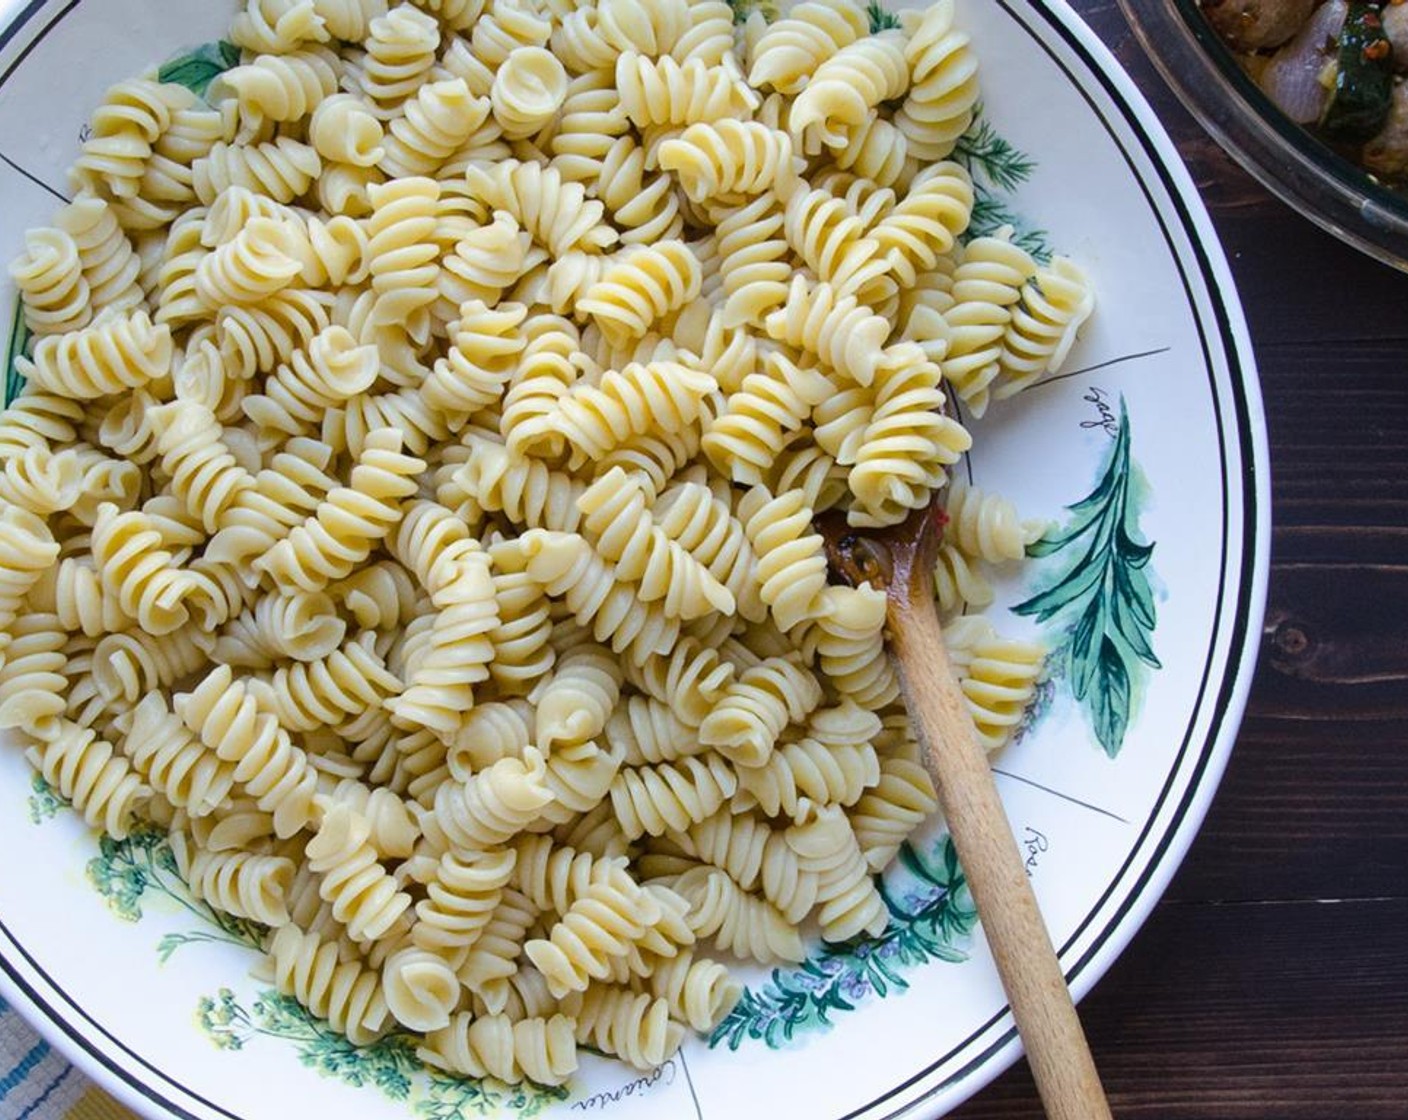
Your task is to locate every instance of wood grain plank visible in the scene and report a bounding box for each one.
[949,898,1408,1119]
[1166,714,1408,902]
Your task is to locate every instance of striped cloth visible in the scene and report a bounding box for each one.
[0,997,138,1120]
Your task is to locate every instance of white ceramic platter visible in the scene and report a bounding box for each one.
[0,1,1269,1118]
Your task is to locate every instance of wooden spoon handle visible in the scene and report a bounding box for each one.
[889,595,1113,1120]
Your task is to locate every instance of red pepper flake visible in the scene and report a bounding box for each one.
[1364,38,1391,61]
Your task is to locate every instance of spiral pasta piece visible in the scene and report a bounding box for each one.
[193,136,322,205]
[609,753,737,841]
[380,945,460,1032]
[435,749,554,850]
[0,443,77,518]
[358,4,440,113]
[737,485,828,633]
[437,211,538,322]
[145,400,256,533]
[89,504,207,636]
[576,241,702,346]
[524,645,617,751]
[390,555,498,736]
[303,95,383,171]
[365,175,441,328]
[577,468,734,620]
[420,1011,578,1086]
[176,664,319,837]
[621,638,733,737]
[243,324,380,438]
[524,864,662,997]
[747,0,868,94]
[19,309,172,401]
[92,627,208,705]
[790,31,908,151]
[518,529,681,664]
[830,112,911,189]
[54,194,144,315]
[392,499,482,605]
[595,135,684,246]
[895,0,981,161]
[849,344,970,526]
[116,693,238,818]
[380,78,491,178]
[260,631,402,731]
[614,52,753,129]
[943,229,1039,416]
[257,429,426,593]
[305,802,413,941]
[9,227,92,336]
[785,801,887,941]
[669,0,732,64]
[659,119,798,206]
[849,740,938,873]
[569,986,683,1070]
[229,0,331,54]
[465,159,616,256]
[422,299,527,414]
[25,720,150,840]
[409,847,515,962]
[762,275,889,388]
[70,78,191,200]
[217,47,340,130]
[995,257,1096,398]
[205,437,339,568]
[699,655,823,769]
[487,47,567,140]
[703,348,830,485]
[946,616,1045,753]
[945,483,1045,564]
[454,438,584,532]
[0,614,68,738]
[268,924,392,1045]
[735,735,879,821]
[804,583,899,707]
[932,539,994,614]
[672,864,803,964]
[182,841,296,927]
[873,160,974,286]
[546,360,717,468]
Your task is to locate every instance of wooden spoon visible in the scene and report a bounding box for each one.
[818,498,1113,1120]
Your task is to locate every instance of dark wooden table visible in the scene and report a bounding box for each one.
[951,3,1408,1117]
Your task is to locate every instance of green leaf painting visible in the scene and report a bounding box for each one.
[26,773,65,824]
[5,297,28,407]
[710,835,976,1050]
[195,987,570,1119]
[952,109,1051,260]
[1013,398,1160,756]
[158,40,241,98]
[867,0,903,32]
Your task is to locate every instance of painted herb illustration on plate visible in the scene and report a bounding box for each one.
[157,40,240,98]
[1014,397,1160,757]
[197,988,569,1119]
[84,823,266,961]
[952,112,1050,260]
[711,834,976,1050]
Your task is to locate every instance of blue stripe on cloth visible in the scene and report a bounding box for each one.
[17,1064,71,1120]
[0,996,9,1012]
[0,1038,51,1101]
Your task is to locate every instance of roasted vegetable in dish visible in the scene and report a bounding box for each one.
[1202,0,1408,184]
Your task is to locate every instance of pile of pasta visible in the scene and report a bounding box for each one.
[0,0,1089,1089]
